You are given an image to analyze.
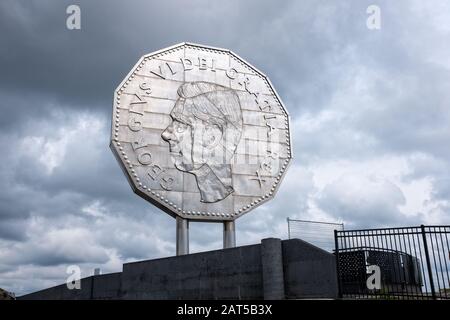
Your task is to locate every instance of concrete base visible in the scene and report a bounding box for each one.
[19,238,338,300]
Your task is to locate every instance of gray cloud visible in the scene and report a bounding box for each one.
[317,173,411,228]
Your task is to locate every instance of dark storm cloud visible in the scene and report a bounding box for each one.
[0,219,29,241]
[1,0,130,108]
[0,0,293,116]
[0,0,369,130]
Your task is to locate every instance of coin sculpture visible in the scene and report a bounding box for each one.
[110,43,292,254]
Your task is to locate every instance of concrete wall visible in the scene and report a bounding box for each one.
[282,239,338,299]
[19,273,123,300]
[20,277,94,300]
[19,238,338,300]
[92,272,122,299]
[122,243,263,299]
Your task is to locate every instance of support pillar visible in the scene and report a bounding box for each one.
[261,238,285,300]
[223,221,236,249]
[176,216,189,256]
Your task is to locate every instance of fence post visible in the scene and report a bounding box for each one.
[421,225,436,300]
[334,229,342,298]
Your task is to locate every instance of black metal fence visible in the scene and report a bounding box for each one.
[334,225,450,299]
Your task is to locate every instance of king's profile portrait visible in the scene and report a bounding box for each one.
[161,81,243,203]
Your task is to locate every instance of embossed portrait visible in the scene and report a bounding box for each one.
[161,81,243,203]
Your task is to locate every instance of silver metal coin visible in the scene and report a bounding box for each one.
[110,43,292,221]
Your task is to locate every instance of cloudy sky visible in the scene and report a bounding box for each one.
[1,0,449,296]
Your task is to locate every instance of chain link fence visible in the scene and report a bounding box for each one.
[287,218,344,252]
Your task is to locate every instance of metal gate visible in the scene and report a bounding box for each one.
[334,225,450,299]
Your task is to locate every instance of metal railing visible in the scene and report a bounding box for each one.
[287,218,344,252]
[334,225,450,299]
